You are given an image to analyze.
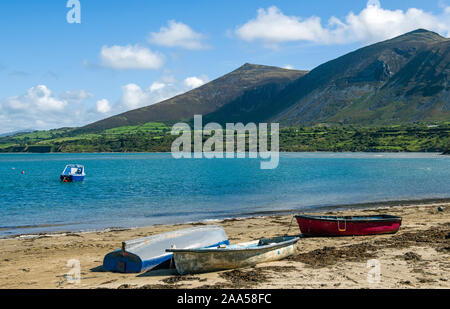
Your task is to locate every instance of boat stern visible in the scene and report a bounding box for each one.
[102,249,144,273]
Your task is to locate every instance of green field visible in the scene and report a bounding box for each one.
[0,122,449,153]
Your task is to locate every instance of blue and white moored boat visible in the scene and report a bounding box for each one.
[60,164,85,182]
[103,226,229,273]
[167,236,300,275]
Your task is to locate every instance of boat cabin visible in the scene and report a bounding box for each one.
[60,164,85,182]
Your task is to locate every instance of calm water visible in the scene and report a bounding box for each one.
[0,152,449,237]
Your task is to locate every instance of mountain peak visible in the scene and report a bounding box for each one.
[238,63,272,70]
[80,63,306,132]
[237,63,301,72]
[77,29,448,133]
[236,63,260,70]
[271,28,450,126]
[391,28,446,42]
[409,28,435,34]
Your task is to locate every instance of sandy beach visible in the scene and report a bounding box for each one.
[0,200,448,289]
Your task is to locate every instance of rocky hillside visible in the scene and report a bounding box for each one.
[80,29,449,130]
[81,64,306,132]
[269,29,449,125]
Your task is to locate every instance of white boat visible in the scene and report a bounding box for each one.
[60,164,85,182]
[103,226,229,273]
[166,236,300,275]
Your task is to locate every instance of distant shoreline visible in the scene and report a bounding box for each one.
[5,196,450,239]
[0,151,448,155]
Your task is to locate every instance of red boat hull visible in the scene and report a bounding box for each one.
[295,215,402,236]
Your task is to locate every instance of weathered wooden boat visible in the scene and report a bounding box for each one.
[295,214,402,236]
[103,226,229,273]
[60,164,85,182]
[166,236,300,275]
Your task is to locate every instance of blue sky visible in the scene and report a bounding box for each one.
[0,0,449,133]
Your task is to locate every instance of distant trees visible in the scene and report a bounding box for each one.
[0,122,449,153]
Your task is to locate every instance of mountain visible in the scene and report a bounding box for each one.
[268,29,450,125]
[83,29,449,130]
[0,129,34,138]
[3,28,448,151]
[81,64,307,132]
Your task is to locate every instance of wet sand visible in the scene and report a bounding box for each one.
[0,201,448,289]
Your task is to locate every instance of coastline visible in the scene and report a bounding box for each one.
[4,197,450,239]
[0,151,447,155]
[2,152,449,239]
[0,199,448,289]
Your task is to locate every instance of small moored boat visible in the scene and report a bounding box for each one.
[166,236,300,275]
[60,164,85,182]
[295,214,402,236]
[103,226,229,273]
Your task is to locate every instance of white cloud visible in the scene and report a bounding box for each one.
[149,20,208,50]
[149,81,166,92]
[120,84,149,109]
[0,73,211,133]
[100,45,164,70]
[283,65,294,70]
[236,6,328,47]
[235,1,450,47]
[119,82,182,110]
[0,85,105,133]
[119,75,210,110]
[183,76,209,89]
[96,99,111,114]
[3,85,67,113]
[60,89,94,103]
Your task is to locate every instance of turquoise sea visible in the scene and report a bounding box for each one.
[0,152,449,237]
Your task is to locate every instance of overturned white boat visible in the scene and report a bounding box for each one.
[166,236,300,275]
[103,226,229,273]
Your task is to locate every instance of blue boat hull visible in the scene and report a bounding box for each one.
[103,226,230,273]
[103,240,229,273]
[60,175,85,182]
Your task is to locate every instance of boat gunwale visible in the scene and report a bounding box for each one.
[294,214,402,222]
[166,236,300,253]
[123,225,227,249]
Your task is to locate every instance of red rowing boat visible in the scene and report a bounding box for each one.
[294,214,402,236]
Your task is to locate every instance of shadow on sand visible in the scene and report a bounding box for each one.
[89,264,177,277]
